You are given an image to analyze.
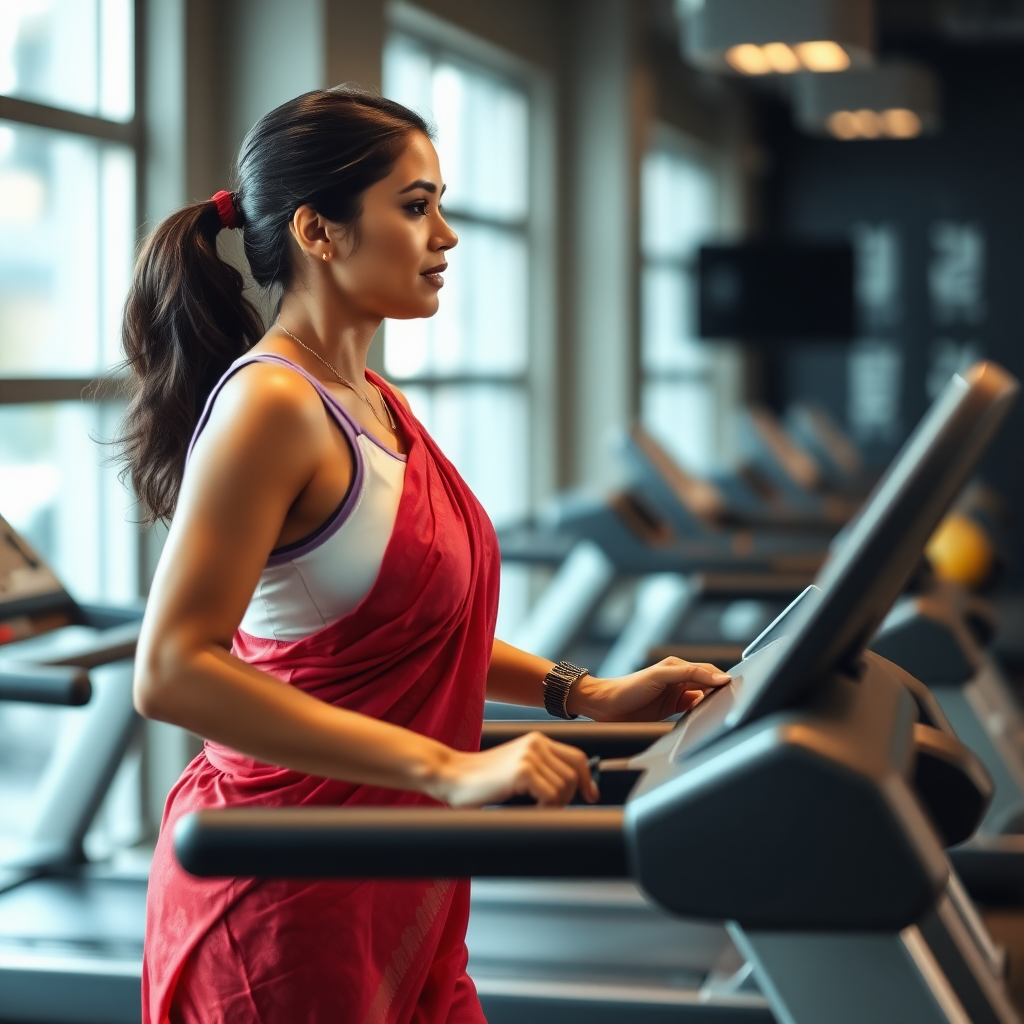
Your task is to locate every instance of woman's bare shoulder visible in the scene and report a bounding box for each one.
[215,360,329,432]
[189,360,339,480]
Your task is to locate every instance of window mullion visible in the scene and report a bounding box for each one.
[0,96,137,147]
[0,378,123,405]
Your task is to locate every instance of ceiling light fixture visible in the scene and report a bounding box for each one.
[796,62,939,140]
[678,0,874,76]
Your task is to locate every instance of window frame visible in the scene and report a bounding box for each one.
[639,122,744,473]
[0,0,144,406]
[640,123,723,386]
[385,1,558,511]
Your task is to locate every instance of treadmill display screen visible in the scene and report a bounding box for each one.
[671,363,1017,755]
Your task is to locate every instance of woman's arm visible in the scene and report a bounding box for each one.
[135,366,595,806]
[487,638,732,721]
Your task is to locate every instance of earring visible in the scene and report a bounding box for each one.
[323,252,330,261]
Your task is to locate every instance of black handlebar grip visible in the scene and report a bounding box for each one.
[0,664,91,705]
[175,807,628,879]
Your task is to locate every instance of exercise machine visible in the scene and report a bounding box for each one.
[784,400,871,497]
[0,514,145,1024]
[176,362,1021,1023]
[621,425,837,538]
[498,417,868,677]
[871,579,1024,904]
[734,403,860,523]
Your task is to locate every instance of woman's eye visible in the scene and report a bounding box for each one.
[405,200,428,216]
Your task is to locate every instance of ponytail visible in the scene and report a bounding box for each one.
[115,87,430,524]
[117,199,263,523]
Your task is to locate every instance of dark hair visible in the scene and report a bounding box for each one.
[116,87,431,523]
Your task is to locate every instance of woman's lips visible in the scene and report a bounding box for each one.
[421,262,447,288]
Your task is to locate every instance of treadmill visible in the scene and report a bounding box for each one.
[0,514,145,1024]
[623,424,840,537]
[784,400,872,497]
[499,413,874,679]
[734,403,860,525]
[175,361,1021,1023]
[500,433,833,679]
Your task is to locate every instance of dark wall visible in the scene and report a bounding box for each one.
[759,41,1024,581]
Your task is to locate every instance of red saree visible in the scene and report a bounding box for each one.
[142,371,500,1024]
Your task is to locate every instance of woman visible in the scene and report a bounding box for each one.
[121,87,730,1024]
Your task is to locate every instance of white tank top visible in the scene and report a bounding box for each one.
[188,353,406,642]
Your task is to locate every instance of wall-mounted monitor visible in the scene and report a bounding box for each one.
[698,242,855,341]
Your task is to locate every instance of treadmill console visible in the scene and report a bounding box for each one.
[0,515,142,704]
[0,514,75,644]
[624,364,1016,927]
[635,635,797,766]
[641,364,1019,763]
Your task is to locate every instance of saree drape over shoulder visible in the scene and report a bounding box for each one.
[142,368,500,1024]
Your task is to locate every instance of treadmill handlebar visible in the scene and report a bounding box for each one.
[175,807,628,880]
[42,619,141,669]
[0,663,91,705]
[480,720,671,759]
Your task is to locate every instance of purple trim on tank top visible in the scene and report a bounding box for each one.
[186,352,401,566]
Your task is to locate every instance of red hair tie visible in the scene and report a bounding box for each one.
[211,190,239,230]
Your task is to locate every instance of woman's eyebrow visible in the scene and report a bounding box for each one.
[398,179,447,195]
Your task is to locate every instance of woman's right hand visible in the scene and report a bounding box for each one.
[431,733,599,808]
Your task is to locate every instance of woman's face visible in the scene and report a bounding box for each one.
[327,131,458,320]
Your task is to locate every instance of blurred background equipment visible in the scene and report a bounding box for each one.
[927,512,997,590]
[0,515,144,1024]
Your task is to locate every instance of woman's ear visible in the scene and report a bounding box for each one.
[289,205,332,261]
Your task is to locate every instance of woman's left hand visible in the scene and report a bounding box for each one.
[565,657,732,723]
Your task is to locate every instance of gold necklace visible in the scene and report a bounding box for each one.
[275,322,397,432]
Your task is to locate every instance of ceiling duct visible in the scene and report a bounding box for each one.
[678,0,875,76]
[795,61,939,139]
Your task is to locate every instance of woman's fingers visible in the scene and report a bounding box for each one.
[524,769,560,805]
[533,736,598,804]
[676,688,706,714]
[448,734,604,808]
[512,745,560,801]
[557,749,598,804]
[509,734,598,806]
[548,739,599,803]
[657,657,731,689]
[533,761,573,806]
[697,661,733,684]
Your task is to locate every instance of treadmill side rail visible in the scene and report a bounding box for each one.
[0,663,91,705]
[175,807,628,879]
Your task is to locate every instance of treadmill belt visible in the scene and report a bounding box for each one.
[0,876,145,1024]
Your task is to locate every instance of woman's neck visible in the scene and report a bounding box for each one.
[276,293,382,383]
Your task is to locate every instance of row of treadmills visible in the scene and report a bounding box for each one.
[3,362,1024,1022]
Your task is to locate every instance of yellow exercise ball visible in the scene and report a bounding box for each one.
[925,513,995,590]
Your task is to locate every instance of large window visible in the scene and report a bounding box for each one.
[640,130,726,475]
[0,0,139,604]
[383,28,539,634]
[0,1,142,856]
